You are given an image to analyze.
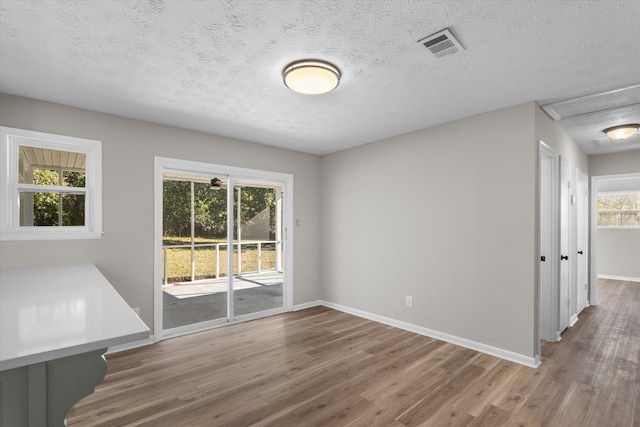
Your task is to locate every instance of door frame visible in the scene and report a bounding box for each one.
[589,172,640,306]
[576,168,589,313]
[559,158,571,332]
[538,141,560,343]
[153,156,294,341]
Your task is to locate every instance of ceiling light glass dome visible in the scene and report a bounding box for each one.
[283,60,341,95]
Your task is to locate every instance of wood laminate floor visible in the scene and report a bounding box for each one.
[67,279,639,426]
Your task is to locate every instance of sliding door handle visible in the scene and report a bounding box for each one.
[577,251,583,254]
[561,255,568,261]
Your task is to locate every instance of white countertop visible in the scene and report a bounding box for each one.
[0,264,150,371]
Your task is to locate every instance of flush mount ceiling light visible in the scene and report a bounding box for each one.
[283,60,341,95]
[603,124,640,140]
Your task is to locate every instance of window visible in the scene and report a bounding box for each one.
[0,127,102,240]
[597,192,640,228]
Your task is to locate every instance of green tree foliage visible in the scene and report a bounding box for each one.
[194,182,228,237]
[32,169,86,226]
[236,187,276,239]
[598,193,640,227]
[163,180,191,237]
[33,169,59,226]
[62,171,85,226]
[163,179,278,240]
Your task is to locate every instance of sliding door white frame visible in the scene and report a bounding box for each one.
[153,156,293,341]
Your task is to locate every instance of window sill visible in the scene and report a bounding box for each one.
[0,230,103,241]
[597,226,640,230]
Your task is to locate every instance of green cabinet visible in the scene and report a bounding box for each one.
[0,349,107,427]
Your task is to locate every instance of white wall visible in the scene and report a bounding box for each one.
[321,102,538,359]
[597,228,640,280]
[0,93,323,331]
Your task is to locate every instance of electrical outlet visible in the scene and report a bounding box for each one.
[405,295,413,307]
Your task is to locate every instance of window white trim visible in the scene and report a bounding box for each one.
[0,126,102,240]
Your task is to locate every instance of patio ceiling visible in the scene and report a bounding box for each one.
[19,146,86,171]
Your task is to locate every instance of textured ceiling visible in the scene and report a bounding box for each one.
[542,84,640,155]
[1,0,639,155]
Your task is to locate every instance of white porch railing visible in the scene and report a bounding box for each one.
[162,240,282,285]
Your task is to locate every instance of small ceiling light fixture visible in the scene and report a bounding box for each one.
[283,60,341,95]
[210,177,222,190]
[603,124,640,140]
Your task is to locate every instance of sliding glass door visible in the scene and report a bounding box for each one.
[232,180,284,317]
[156,160,288,336]
[161,173,230,329]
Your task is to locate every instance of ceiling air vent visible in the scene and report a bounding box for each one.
[418,28,464,58]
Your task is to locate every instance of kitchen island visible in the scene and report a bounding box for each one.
[0,264,150,426]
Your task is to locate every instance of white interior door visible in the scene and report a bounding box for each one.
[576,169,589,313]
[539,142,559,342]
[559,159,571,333]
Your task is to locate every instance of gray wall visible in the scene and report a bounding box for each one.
[0,93,323,331]
[597,228,640,279]
[321,102,539,358]
[589,150,640,177]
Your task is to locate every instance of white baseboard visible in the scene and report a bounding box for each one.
[293,300,323,311]
[108,300,542,369]
[569,314,579,327]
[107,335,155,354]
[597,274,640,283]
[319,300,540,369]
